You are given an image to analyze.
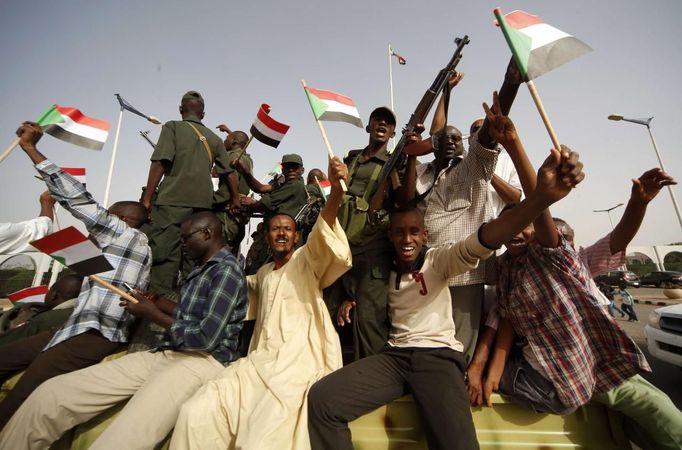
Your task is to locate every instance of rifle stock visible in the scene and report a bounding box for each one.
[368,35,470,220]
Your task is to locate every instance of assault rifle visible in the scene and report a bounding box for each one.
[368,35,469,222]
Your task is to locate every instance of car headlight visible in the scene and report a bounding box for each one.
[648,310,661,329]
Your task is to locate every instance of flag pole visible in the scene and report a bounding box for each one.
[525,80,561,150]
[388,44,396,152]
[234,135,254,164]
[300,79,348,192]
[388,44,395,114]
[89,274,138,303]
[0,137,20,164]
[103,107,124,207]
[2,104,61,164]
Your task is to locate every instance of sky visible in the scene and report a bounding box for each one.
[1,0,681,252]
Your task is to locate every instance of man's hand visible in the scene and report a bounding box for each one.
[232,158,249,174]
[16,121,43,151]
[328,156,348,189]
[141,197,153,212]
[336,300,356,327]
[535,145,585,203]
[229,198,242,215]
[631,168,676,204]
[216,124,232,134]
[466,362,485,406]
[240,196,255,207]
[402,123,425,146]
[447,71,464,90]
[482,91,518,148]
[119,290,160,319]
[39,191,56,208]
[482,374,500,407]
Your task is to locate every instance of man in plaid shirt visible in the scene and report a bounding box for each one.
[0,211,247,449]
[468,97,682,450]
[0,122,152,430]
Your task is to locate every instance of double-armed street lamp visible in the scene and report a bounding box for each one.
[593,203,624,230]
[608,114,682,230]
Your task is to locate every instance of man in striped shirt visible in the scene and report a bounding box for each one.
[0,212,248,449]
[0,122,152,430]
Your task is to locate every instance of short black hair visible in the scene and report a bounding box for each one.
[111,201,148,229]
[264,212,298,231]
[388,206,424,228]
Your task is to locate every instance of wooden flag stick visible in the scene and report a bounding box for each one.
[300,79,348,192]
[0,137,20,164]
[89,274,139,304]
[234,135,254,164]
[525,80,561,151]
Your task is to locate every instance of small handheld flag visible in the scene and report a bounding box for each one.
[115,94,161,124]
[30,227,140,304]
[8,285,49,304]
[316,178,332,201]
[250,104,290,148]
[37,105,111,151]
[304,86,363,128]
[494,9,592,81]
[30,226,113,276]
[493,8,592,150]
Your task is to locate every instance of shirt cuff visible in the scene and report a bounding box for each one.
[477,224,501,251]
[35,159,58,175]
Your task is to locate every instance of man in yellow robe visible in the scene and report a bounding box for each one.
[170,157,351,450]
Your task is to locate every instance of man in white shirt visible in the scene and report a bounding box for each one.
[0,192,55,255]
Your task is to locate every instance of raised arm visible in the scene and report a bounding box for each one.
[319,156,348,228]
[479,148,584,249]
[476,58,523,149]
[609,168,676,254]
[38,191,56,221]
[234,158,273,194]
[490,174,522,206]
[482,91,558,247]
[429,71,464,135]
[17,122,128,245]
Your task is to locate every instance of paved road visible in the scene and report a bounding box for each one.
[611,293,681,409]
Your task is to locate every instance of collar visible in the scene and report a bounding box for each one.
[186,246,233,280]
[392,245,429,290]
[360,145,390,163]
[183,116,204,125]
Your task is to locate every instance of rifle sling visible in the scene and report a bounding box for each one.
[186,122,214,170]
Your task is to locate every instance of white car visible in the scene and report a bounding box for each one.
[645,303,682,368]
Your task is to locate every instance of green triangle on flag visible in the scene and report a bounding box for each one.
[36,105,65,127]
[51,255,66,266]
[305,89,329,121]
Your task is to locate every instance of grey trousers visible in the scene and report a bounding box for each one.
[308,346,479,450]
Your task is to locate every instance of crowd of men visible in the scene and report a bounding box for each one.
[0,59,680,450]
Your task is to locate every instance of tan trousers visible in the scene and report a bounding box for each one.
[0,350,224,450]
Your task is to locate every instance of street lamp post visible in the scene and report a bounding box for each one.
[593,203,624,230]
[608,114,682,230]
[593,202,626,270]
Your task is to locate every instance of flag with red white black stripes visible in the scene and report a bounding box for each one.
[249,104,290,148]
